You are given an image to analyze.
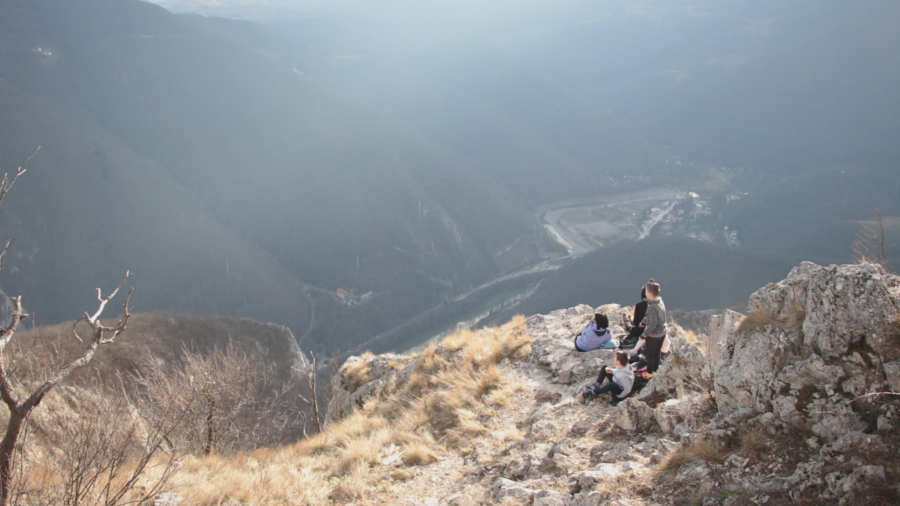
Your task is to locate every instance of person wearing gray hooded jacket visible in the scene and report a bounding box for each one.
[582,351,634,406]
[641,278,667,375]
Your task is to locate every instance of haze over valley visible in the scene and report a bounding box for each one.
[1,0,898,356]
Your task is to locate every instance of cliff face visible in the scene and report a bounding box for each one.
[709,262,900,440]
[323,262,899,506]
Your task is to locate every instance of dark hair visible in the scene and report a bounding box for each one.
[640,286,647,300]
[615,352,629,366]
[594,313,609,329]
[646,278,661,297]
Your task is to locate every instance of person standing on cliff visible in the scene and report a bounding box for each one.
[641,279,667,377]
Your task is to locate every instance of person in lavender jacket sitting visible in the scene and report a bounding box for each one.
[573,313,619,351]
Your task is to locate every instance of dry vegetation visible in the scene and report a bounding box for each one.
[658,429,770,479]
[779,300,806,332]
[657,438,726,476]
[887,312,900,361]
[0,312,312,505]
[9,383,183,505]
[150,316,532,504]
[735,305,773,335]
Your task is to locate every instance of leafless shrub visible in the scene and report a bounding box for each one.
[855,208,894,270]
[8,379,187,506]
[0,150,146,505]
[132,340,303,456]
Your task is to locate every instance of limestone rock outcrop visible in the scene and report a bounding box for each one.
[708,261,900,441]
[326,352,415,423]
[321,262,899,505]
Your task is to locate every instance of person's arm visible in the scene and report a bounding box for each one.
[643,305,658,335]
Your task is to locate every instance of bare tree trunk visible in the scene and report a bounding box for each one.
[298,353,322,434]
[0,273,132,506]
[309,356,321,434]
[0,410,23,506]
[204,394,216,456]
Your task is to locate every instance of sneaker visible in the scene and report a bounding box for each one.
[609,397,621,407]
[581,389,594,403]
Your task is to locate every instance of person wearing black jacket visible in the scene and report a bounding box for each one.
[619,287,648,349]
[631,287,648,330]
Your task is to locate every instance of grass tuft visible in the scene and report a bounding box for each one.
[736,306,772,335]
[886,312,900,360]
[658,438,726,476]
[157,316,532,504]
[738,429,768,459]
[400,442,439,466]
[342,353,374,393]
[779,300,806,331]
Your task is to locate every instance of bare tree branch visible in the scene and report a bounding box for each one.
[0,146,37,214]
[854,208,894,270]
[0,271,133,505]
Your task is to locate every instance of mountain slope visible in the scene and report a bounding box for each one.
[180,17,668,205]
[517,0,900,172]
[0,0,559,353]
[0,79,314,333]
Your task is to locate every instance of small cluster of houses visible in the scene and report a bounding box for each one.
[32,46,53,57]
[335,288,374,306]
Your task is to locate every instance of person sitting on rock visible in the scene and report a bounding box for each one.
[574,313,618,352]
[627,353,653,396]
[640,278,668,377]
[619,287,648,349]
[582,351,634,406]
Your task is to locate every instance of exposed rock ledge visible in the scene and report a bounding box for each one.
[329,262,900,505]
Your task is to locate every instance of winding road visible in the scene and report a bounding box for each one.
[540,188,683,253]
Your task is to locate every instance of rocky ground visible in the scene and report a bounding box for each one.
[334,262,900,506]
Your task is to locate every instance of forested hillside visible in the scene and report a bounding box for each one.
[180,17,668,206]
[518,0,900,173]
[0,0,574,354]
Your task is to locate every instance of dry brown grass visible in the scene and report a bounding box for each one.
[162,315,532,505]
[658,438,726,476]
[736,306,773,335]
[738,429,768,459]
[885,312,900,361]
[342,352,375,393]
[682,329,699,345]
[779,300,806,332]
[401,442,439,466]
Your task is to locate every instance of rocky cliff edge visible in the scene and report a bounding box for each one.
[322,262,900,506]
[168,262,899,505]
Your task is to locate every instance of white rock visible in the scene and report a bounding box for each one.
[614,398,657,432]
[884,361,900,392]
[707,262,900,442]
[532,490,564,506]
